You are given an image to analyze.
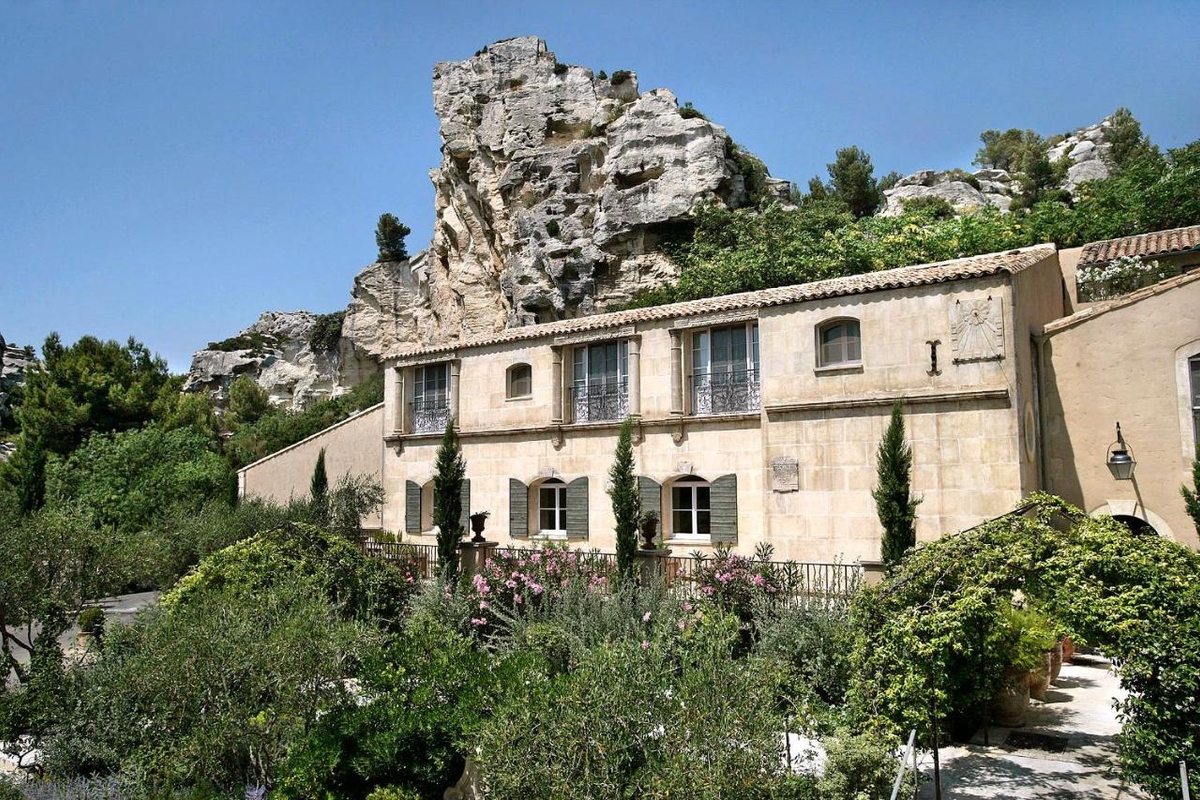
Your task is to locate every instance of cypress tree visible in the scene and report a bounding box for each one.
[309,447,329,525]
[609,417,640,583]
[873,401,920,566]
[1182,444,1200,537]
[433,418,466,583]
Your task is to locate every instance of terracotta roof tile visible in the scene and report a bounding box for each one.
[1077,224,1200,266]
[1042,267,1200,335]
[387,244,1056,360]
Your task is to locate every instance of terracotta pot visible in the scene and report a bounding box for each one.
[1028,653,1051,701]
[1061,636,1076,663]
[993,666,1030,727]
[1049,641,1064,684]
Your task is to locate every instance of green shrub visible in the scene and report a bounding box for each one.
[678,101,707,120]
[609,69,632,85]
[817,732,910,800]
[552,61,568,76]
[77,606,106,638]
[901,195,956,219]
[596,70,607,80]
[308,311,345,354]
[204,330,279,355]
[544,219,560,238]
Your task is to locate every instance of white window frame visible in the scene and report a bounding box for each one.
[816,318,862,369]
[537,479,568,539]
[571,340,629,422]
[690,322,760,415]
[669,478,711,542]
[1191,355,1200,451]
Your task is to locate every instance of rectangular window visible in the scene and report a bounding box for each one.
[1191,356,1200,449]
[691,323,760,414]
[538,483,567,535]
[571,340,628,421]
[671,482,711,537]
[818,320,861,367]
[412,363,451,433]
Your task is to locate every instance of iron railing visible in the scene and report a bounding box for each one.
[569,382,628,422]
[361,539,861,600]
[689,368,761,415]
[411,393,451,433]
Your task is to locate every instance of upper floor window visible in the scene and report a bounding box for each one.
[817,318,861,368]
[412,362,451,433]
[1191,355,1200,450]
[691,323,760,415]
[571,340,628,422]
[507,363,532,399]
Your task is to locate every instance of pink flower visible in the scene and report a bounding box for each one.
[678,620,687,631]
[641,640,650,650]
[751,574,765,587]
[479,601,489,610]
[682,602,693,612]
[471,617,487,627]
[642,612,652,623]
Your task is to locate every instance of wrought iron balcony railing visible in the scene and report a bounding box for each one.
[569,382,629,422]
[411,393,451,433]
[690,368,761,415]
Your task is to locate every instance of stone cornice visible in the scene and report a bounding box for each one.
[765,388,1009,416]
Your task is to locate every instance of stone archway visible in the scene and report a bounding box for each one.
[1089,500,1177,541]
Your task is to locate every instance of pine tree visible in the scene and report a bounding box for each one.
[609,417,640,583]
[827,146,881,218]
[433,418,466,583]
[309,447,329,525]
[1182,444,1200,537]
[375,213,411,262]
[873,401,920,566]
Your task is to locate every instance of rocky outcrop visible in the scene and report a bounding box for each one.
[1046,117,1113,194]
[1,335,34,452]
[881,170,1008,217]
[184,312,342,408]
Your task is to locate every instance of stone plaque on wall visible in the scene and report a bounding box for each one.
[771,457,799,492]
[950,296,1005,362]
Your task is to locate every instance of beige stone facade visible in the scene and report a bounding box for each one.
[239,232,1200,559]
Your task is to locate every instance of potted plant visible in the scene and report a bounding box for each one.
[638,510,660,550]
[994,606,1055,725]
[77,606,106,646]
[469,511,490,543]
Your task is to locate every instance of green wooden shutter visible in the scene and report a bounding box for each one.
[638,476,661,519]
[405,480,422,534]
[710,473,738,543]
[565,477,589,539]
[509,478,528,538]
[459,478,471,531]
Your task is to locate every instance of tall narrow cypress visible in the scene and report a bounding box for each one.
[1182,443,1200,537]
[609,418,639,583]
[434,418,466,583]
[309,447,329,526]
[874,401,920,566]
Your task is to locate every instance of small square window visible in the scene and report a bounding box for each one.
[507,363,532,399]
[817,319,861,368]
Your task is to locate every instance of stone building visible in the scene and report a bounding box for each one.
[240,225,1200,558]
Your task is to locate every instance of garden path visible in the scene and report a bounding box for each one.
[917,654,1150,799]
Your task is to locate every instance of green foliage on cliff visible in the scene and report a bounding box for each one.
[308,310,345,353]
[629,137,1200,308]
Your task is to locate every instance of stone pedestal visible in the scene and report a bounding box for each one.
[459,540,499,580]
[858,559,886,587]
[634,547,672,587]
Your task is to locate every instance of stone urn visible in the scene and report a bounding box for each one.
[1028,652,1051,702]
[639,512,660,550]
[469,512,489,543]
[1049,640,1064,683]
[993,665,1030,727]
[1061,636,1076,664]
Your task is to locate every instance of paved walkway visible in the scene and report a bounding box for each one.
[917,653,1147,798]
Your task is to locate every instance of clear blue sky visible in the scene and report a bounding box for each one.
[3,1,1197,372]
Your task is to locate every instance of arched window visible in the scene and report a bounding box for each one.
[507,363,532,399]
[1190,355,1200,449]
[670,475,711,539]
[817,318,861,368]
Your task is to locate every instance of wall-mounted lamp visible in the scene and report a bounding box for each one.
[1106,422,1136,481]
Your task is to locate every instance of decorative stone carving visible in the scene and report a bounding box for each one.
[771,457,800,492]
[950,296,1005,362]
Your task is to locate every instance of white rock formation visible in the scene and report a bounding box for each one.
[0,335,34,440]
[881,170,1001,216]
[1046,116,1113,194]
[184,311,342,408]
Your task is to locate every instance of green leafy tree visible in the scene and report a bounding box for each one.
[226,374,272,429]
[328,473,385,542]
[609,418,640,583]
[827,145,881,218]
[973,128,1045,172]
[1105,107,1161,173]
[433,419,466,583]
[376,213,411,262]
[1183,443,1200,537]
[873,402,919,566]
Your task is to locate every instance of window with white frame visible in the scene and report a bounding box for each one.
[507,363,532,399]
[817,318,861,368]
[691,323,760,414]
[670,476,711,539]
[571,340,628,422]
[538,479,568,537]
[412,363,450,433]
